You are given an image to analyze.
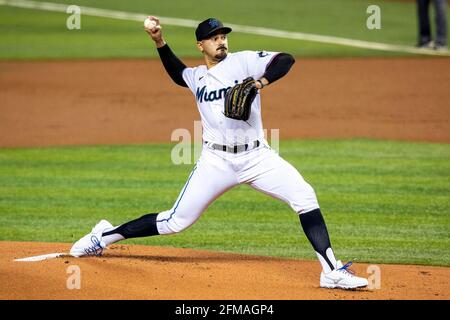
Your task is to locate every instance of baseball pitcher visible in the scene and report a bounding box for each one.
[70,17,368,290]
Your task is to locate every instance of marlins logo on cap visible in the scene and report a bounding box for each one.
[208,18,220,28]
[195,18,232,41]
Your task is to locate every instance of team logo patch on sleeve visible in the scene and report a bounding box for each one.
[257,51,269,58]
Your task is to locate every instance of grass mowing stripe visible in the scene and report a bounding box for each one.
[1,0,448,56]
[3,0,450,58]
[0,139,449,266]
[0,6,407,59]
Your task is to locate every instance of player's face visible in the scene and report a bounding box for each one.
[197,34,228,61]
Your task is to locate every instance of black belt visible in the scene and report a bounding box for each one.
[204,140,261,153]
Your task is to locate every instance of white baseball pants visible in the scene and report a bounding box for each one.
[156,144,319,235]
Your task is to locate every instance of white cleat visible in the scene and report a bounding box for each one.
[70,220,113,257]
[320,260,369,290]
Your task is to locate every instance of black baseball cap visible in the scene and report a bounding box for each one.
[195,18,232,41]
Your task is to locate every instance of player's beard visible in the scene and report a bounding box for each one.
[214,46,228,61]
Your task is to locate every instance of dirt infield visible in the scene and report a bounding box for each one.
[1,241,449,300]
[1,57,449,299]
[0,57,449,147]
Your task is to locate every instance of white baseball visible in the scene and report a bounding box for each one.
[144,18,157,30]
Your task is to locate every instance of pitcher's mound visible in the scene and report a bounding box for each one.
[1,241,448,299]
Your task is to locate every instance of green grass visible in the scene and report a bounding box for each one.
[1,0,449,59]
[1,139,449,266]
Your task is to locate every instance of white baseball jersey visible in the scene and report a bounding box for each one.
[156,50,319,238]
[182,50,279,145]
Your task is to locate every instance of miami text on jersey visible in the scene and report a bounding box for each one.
[196,85,232,103]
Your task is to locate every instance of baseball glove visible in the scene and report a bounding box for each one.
[224,77,258,121]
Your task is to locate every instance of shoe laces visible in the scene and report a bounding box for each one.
[83,235,104,256]
[337,261,355,276]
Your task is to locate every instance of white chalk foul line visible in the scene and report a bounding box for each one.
[0,0,448,56]
[14,252,67,262]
